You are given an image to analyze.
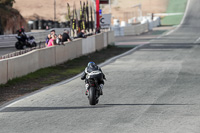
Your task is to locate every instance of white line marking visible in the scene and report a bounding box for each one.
[194,37,200,44]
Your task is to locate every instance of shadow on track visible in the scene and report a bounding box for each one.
[0,103,194,113]
[141,43,195,50]
[103,103,193,106]
[0,105,110,112]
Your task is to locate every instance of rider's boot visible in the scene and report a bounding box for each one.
[85,84,89,95]
[99,84,103,95]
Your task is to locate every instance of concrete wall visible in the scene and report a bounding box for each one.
[55,44,69,65]
[0,59,8,84]
[103,32,108,47]
[107,31,115,44]
[95,33,104,51]
[112,17,160,36]
[8,51,39,80]
[123,23,148,36]
[39,47,56,68]
[82,36,96,55]
[0,31,115,84]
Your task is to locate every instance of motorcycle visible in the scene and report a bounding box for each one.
[86,70,104,105]
[15,34,37,49]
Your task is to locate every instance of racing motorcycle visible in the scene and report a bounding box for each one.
[86,70,104,105]
[15,34,37,49]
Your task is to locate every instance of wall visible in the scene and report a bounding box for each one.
[112,17,161,36]
[95,33,104,51]
[7,51,39,80]
[0,31,115,84]
[107,31,115,44]
[39,46,56,68]
[0,59,7,84]
[82,36,96,55]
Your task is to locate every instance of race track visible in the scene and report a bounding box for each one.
[1,0,200,132]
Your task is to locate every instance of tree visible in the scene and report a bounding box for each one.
[0,0,15,7]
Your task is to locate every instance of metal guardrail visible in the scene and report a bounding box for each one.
[0,41,46,60]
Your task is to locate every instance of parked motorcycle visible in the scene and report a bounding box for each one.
[86,71,104,105]
[15,34,37,49]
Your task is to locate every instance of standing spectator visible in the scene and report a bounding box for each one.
[45,34,51,46]
[77,30,86,38]
[62,29,71,42]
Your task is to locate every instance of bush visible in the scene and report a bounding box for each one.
[0,0,15,7]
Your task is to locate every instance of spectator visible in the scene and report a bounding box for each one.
[50,29,56,36]
[56,34,63,45]
[47,34,56,47]
[46,26,49,30]
[62,29,71,42]
[45,34,51,46]
[45,29,57,46]
[96,27,101,34]
[77,29,86,38]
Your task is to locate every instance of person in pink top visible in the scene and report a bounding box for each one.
[47,34,56,47]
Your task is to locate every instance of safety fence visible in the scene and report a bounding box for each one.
[0,42,46,60]
[0,31,114,84]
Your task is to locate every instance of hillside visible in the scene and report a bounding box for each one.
[13,0,169,22]
[0,5,28,34]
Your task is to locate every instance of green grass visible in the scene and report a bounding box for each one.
[161,0,188,25]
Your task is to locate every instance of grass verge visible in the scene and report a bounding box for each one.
[161,0,188,25]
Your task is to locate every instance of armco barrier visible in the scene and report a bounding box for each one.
[0,59,8,84]
[0,31,115,84]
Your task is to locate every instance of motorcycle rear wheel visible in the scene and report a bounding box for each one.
[32,42,37,47]
[15,42,21,50]
[88,87,96,105]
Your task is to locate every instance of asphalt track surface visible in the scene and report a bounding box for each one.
[1,0,200,132]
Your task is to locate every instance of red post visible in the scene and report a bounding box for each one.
[96,0,100,29]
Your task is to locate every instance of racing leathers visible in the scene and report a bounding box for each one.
[81,64,106,95]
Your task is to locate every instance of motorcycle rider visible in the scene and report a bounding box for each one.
[17,26,27,42]
[81,62,106,95]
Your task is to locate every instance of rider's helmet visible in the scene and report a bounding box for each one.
[87,62,96,68]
